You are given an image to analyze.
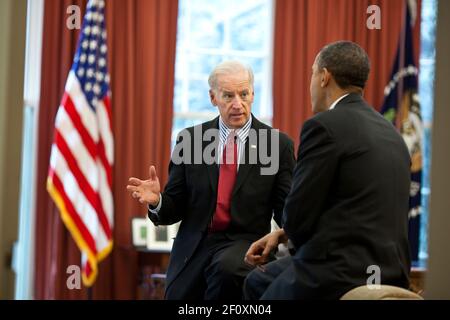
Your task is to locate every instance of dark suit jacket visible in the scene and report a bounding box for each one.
[281,93,411,299]
[149,115,295,289]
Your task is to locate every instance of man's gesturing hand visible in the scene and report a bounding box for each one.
[127,165,161,207]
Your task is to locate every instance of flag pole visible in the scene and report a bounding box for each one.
[396,0,408,129]
[87,286,93,300]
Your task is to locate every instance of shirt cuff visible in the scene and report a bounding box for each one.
[148,193,162,214]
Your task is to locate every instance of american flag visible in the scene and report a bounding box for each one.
[47,0,113,287]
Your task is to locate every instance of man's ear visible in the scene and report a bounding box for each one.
[209,89,216,106]
[321,68,331,88]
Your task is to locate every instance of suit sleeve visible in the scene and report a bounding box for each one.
[272,135,295,227]
[148,132,188,226]
[282,118,338,249]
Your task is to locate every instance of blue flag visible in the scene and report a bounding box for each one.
[380,3,423,261]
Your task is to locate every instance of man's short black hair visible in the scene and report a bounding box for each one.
[317,41,370,89]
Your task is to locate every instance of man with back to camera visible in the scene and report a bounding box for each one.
[243,41,412,300]
[127,60,295,300]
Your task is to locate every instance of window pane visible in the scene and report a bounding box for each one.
[187,53,223,76]
[418,0,438,262]
[188,79,213,113]
[230,3,270,51]
[190,11,225,49]
[173,78,183,113]
[251,80,262,117]
[173,0,274,137]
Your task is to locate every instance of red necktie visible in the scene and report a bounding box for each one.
[210,132,237,232]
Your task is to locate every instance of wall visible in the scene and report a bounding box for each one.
[425,0,450,299]
[0,0,27,299]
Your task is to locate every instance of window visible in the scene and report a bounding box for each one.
[14,0,44,299]
[418,0,437,264]
[172,0,274,146]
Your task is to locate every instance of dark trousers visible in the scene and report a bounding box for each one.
[243,256,293,300]
[165,233,253,300]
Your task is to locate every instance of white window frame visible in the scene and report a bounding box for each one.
[172,0,275,144]
[14,0,44,300]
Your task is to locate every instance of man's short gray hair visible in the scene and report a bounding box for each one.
[208,60,254,92]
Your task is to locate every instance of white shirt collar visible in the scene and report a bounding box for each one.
[218,115,252,145]
[329,93,350,110]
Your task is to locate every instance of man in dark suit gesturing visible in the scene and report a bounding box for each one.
[243,41,411,300]
[127,61,295,300]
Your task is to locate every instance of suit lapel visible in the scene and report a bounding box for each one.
[232,117,261,196]
[232,139,253,196]
[204,117,219,194]
[206,155,219,195]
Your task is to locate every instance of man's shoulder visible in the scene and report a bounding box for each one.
[251,116,272,130]
[252,116,293,144]
[303,111,334,131]
[300,108,352,141]
[307,98,365,128]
